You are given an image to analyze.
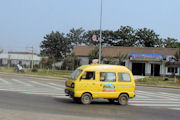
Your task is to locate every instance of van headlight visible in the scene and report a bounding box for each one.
[71,83,75,88]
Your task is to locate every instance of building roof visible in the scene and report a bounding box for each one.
[72,46,179,57]
[0,53,41,61]
[8,52,37,55]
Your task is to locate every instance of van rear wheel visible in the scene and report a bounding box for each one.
[118,94,128,105]
[81,93,92,105]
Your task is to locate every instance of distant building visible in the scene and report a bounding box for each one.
[72,46,180,77]
[0,52,42,67]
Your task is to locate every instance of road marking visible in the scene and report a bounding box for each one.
[11,79,33,87]
[134,95,150,99]
[158,92,180,97]
[136,90,180,99]
[48,83,65,88]
[30,81,64,90]
[0,78,11,84]
[131,99,178,101]
[129,101,180,104]
[53,95,69,99]
[169,108,180,111]
[130,104,180,107]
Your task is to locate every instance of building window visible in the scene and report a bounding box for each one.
[167,67,178,73]
[118,73,131,82]
[100,72,116,82]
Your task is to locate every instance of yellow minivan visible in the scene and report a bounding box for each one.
[65,64,135,105]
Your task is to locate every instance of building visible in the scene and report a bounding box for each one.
[0,52,42,67]
[72,46,180,77]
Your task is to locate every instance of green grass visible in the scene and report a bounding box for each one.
[136,76,180,88]
[0,67,73,79]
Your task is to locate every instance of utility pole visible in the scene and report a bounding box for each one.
[31,46,34,69]
[99,0,103,64]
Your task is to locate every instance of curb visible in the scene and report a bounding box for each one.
[0,72,68,80]
[136,85,180,89]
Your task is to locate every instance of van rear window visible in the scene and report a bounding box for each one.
[118,73,131,82]
[100,72,116,82]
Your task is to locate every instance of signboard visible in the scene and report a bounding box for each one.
[129,53,164,61]
[166,56,175,62]
[92,34,98,42]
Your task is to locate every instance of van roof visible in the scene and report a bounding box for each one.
[78,64,131,72]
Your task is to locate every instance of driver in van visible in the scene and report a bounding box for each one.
[86,72,94,80]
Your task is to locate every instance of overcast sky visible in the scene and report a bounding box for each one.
[0,0,179,53]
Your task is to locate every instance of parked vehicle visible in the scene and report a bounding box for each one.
[65,64,136,105]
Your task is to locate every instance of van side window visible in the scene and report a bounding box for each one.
[81,72,95,80]
[118,73,131,82]
[100,72,116,82]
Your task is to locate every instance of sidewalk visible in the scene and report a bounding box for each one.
[0,72,68,80]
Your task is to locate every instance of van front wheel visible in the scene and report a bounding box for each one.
[81,93,92,105]
[118,94,128,105]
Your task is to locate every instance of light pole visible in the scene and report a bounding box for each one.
[99,0,103,64]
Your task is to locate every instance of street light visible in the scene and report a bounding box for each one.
[99,0,103,64]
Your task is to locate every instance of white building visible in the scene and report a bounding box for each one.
[0,52,42,67]
[72,46,180,77]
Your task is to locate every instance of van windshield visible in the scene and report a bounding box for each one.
[70,69,82,80]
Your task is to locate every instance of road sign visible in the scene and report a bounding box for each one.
[92,34,98,42]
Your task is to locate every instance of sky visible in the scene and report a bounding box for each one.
[0,0,180,53]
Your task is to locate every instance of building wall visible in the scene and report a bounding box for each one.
[78,56,180,77]
[145,62,151,76]
[0,53,41,67]
[79,56,89,65]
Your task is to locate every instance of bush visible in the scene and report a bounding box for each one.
[31,68,38,72]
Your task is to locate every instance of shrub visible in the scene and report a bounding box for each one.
[31,68,38,72]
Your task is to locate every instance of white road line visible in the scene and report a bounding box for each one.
[48,83,65,88]
[30,81,64,90]
[11,79,33,87]
[130,104,180,107]
[129,101,180,104]
[136,91,180,99]
[169,108,180,111]
[134,95,150,99]
[158,92,180,97]
[130,99,178,101]
[22,91,66,96]
[0,78,11,84]
[53,95,69,99]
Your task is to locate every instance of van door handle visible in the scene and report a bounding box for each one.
[100,84,103,87]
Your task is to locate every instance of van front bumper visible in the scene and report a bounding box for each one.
[65,89,74,97]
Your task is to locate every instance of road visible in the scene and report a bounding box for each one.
[0,73,180,120]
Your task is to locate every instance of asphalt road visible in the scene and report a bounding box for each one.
[0,73,180,120]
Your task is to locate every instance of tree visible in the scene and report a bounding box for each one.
[175,48,180,61]
[88,47,100,63]
[67,28,85,49]
[61,53,80,70]
[103,56,118,65]
[40,31,71,61]
[83,30,100,46]
[0,49,3,53]
[135,28,163,47]
[164,37,180,48]
[109,26,136,47]
[117,52,128,65]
